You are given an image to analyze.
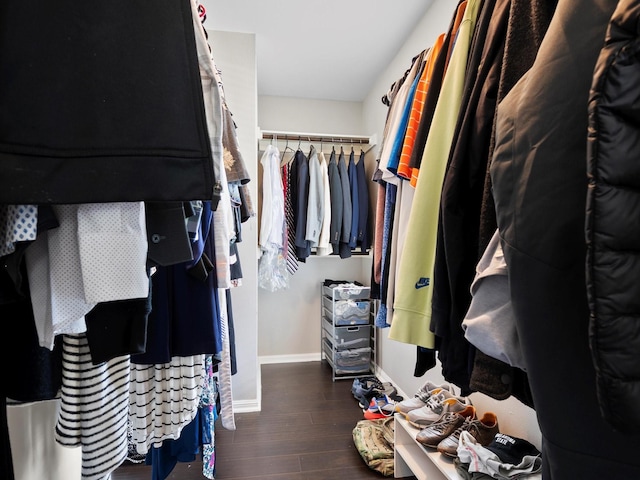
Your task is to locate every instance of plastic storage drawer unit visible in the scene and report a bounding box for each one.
[322,296,370,325]
[322,319,370,351]
[321,280,373,380]
[323,340,371,375]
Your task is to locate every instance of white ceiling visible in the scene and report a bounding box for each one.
[201,0,434,102]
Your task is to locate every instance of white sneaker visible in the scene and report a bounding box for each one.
[394,381,455,414]
[404,391,471,428]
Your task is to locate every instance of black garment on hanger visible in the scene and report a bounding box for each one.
[477,0,559,253]
[85,284,152,365]
[431,0,509,397]
[470,0,557,401]
[0,0,216,204]
[293,149,311,261]
[0,295,63,403]
[490,0,640,476]
[327,150,343,255]
[145,203,194,268]
[337,149,352,259]
[0,207,63,402]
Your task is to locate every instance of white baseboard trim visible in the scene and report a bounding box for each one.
[258,353,322,365]
[232,399,261,413]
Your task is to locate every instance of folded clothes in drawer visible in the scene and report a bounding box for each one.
[333,347,371,369]
[322,282,370,300]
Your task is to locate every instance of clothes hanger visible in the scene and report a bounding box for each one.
[280,138,295,166]
[308,136,314,157]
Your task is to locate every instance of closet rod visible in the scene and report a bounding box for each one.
[260,130,374,146]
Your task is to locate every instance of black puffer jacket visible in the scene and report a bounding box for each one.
[586,0,640,433]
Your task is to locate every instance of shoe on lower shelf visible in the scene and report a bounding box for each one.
[394,381,455,414]
[415,405,477,448]
[405,391,471,429]
[436,411,499,458]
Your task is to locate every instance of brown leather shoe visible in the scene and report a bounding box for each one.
[415,405,476,448]
[436,412,499,457]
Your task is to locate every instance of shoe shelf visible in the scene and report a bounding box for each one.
[394,414,462,480]
[321,281,374,381]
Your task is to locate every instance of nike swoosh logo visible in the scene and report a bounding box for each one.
[415,277,430,289]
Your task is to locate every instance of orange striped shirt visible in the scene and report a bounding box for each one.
[397,33,445,181]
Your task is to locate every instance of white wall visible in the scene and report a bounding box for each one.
[209,30,260,410]
[259,96,364,135]
[362,0,541,447]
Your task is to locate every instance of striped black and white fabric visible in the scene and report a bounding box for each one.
[282,161,299,275]
[128,355,205,455]
[55,334,130,480]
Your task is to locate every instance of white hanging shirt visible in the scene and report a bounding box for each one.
[26,205,91,349]
[316,152,332,256]
[25,203,149,349]
[77,202,149,303]
[259,144,286,250]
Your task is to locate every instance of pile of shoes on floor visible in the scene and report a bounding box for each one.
[352,377,543,479]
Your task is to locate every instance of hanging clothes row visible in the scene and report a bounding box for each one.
[0,1,251,479]
[373,0,640,478]
[371,0,534,399]
[258,136,373,292]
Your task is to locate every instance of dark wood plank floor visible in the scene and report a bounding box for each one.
[113,361,408,479]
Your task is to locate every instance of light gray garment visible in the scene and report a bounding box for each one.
[462,229,526,371]
[315,152,332,256]
[305,145,324,246]
[77,202,149,304]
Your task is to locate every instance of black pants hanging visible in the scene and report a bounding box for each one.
[0,0,215,204]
